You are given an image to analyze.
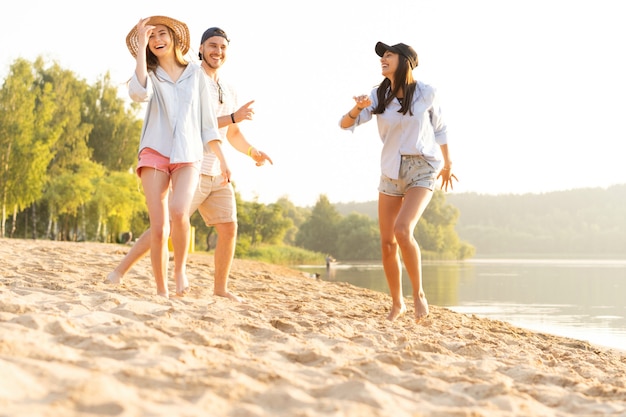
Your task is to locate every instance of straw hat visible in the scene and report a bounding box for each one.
[126,16,190,57]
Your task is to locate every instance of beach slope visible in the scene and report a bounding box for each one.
[1,238,625,416]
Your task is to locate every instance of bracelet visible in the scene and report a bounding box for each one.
[441,167,451,171]
[247,146,254,157]
[230,113,236,124]
[346,112,357,120]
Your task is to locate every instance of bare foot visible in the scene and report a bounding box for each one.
[414,293,429,323]
[175,274,189,296]
[214,290,245,303]
[172,287,188,298]
[386,303,407,321]
[106,271,122,284]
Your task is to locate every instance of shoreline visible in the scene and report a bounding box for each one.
[300,260,626,353]
[1,238,625,416]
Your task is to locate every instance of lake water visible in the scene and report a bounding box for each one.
[295,259,626,352]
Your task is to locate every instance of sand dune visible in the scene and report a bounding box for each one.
[1,238,625,416]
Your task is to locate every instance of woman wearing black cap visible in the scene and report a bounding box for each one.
[339,41,457,323]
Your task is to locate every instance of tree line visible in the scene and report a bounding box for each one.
[0,57,144,242]
[0,57,474,263]
[334,185,626,258]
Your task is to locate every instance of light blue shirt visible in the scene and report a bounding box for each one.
[129,63,220,164]
[341,80,448,179]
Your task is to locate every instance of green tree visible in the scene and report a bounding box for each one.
[295,194,341,255]
[0,58,62,237]
[40,62,93,172]
[276,196,308,245]
[44,160,104,241]
[255,203,292,245]
[418,190,474,259]
[335,212,380,260]
[0,58,36,236]
[90,171,145,242]
[85,72,143,172]
[36,61,95,240]
[237,198,291,245]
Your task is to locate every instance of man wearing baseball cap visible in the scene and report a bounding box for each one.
[110,26,272,303]
[194,26,273,302]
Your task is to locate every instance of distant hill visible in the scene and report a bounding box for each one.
[334,184,626,258]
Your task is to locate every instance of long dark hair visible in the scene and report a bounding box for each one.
[372,55,417,116]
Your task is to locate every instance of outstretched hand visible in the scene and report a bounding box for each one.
[250,149,273,167]
[353,94,372,109]
[233,100,255,123]
[437,168,458,192]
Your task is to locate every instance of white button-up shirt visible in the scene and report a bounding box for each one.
[129,63,220,164]
[341,80,448,179]
[199,74,238,176]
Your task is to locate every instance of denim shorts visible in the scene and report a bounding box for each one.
[378,155,437,196]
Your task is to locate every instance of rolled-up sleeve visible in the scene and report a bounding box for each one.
[430,90,448,145]
[339,90,376,132]
[128,73,152,103]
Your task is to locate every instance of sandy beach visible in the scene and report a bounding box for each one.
[1,238,625,417]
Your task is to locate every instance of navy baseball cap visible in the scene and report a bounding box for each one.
[375,41,418,69]
[200,27,230,44]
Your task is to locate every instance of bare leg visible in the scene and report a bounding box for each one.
[394,187,433,323]
[106,229,152,284]
[141,168,171,297]
[169,167,199,296]
[378,193,407,321]
[213,221,243,302]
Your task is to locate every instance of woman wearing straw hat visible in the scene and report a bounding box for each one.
[339,41,457,323]
[109,25,273,303]
[125,16,228,298]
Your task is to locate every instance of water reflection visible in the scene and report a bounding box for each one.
[295,259,626,352]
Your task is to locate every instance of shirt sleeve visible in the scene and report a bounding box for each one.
[339,89,376,132]
[128,72,152,103]
[199,73,221,149]
[430,88,448,145]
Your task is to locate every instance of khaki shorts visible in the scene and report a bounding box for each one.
[190,174,237,225]
[378,155,437,196]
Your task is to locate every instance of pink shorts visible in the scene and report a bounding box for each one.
[136,148,200,177]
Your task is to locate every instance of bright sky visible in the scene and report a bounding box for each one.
[3,0,625,207]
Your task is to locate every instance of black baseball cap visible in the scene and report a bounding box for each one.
[200,27,230,44]
[375,42,418,69]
